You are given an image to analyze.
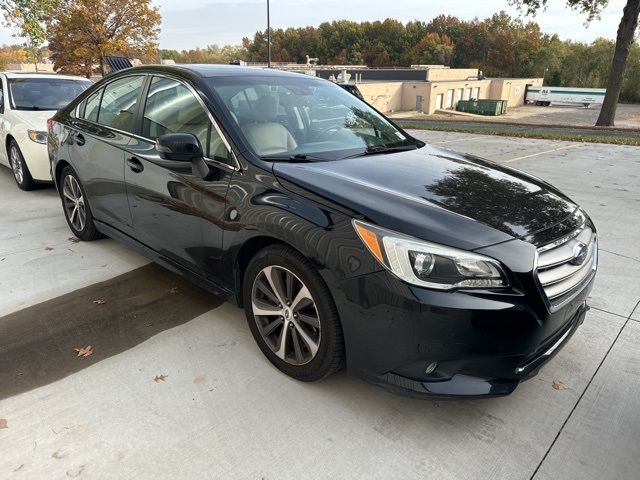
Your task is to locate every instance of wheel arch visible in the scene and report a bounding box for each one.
[233,235,296,308]
[54,159,72,190]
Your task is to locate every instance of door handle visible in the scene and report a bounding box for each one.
[127,156,144,173]
[74,133,85,146]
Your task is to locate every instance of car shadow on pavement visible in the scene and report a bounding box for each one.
[0,263,223,401]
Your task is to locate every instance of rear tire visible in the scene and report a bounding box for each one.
[243,244,345,382]
[8,140,37,191]
[59,166,102,241]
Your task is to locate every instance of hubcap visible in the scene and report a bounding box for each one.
[62,175,86,232]
[10,145,23,185]
[251,265,321,365]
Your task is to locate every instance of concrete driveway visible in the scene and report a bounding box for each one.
[1,132,638,479]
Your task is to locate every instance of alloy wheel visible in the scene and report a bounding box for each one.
[62,175,86,232]
[251,265,321,365]
[10,145,23,185]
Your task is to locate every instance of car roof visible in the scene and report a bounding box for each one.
[125,64,317,80]
[1,71,92,81]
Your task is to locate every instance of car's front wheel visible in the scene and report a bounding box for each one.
[59,166,102,241]
[243,245,345,382]
[8,140,36,191]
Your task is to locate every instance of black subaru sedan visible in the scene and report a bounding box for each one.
[48,65,597,397]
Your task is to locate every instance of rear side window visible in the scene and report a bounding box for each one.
[83,89,102,122]
[97,76,145,133]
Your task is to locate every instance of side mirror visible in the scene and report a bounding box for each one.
[156,133,203,162]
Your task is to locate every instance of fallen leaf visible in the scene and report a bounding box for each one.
[44,246,54,251]
[74,345,93,357]
[168,287,179,294]
[153,374,168,382]
[552,380,567,390]
[93,299,107,305]
[193,375,206,384]
[0,418,7,429]
[68,237,80,243]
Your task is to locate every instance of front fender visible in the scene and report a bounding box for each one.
[222,162,382,296]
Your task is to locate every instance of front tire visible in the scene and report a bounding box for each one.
[8,140,36,190]
[59,166,102,241]
[243,245,345,382]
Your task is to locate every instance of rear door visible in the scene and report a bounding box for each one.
[67,75,146,235]
[124,75,234,282]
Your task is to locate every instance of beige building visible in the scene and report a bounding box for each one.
[347,68,543,115]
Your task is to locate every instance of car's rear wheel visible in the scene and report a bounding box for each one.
[59,166,102,241]
[243,245,345,381]
[9,140,36,191]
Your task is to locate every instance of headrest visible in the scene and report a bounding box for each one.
[251,95,278,121]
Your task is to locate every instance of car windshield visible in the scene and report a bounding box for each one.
[208,75,419,160]
[8,77,92,111]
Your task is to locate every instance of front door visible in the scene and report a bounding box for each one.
[415,95,423,112]
[0,74,10,167]
[125,75,233,282]
[67,75,146,235]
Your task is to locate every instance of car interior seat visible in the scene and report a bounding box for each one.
[241,95,297,155]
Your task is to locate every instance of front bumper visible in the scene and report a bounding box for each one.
[331,268,595,398]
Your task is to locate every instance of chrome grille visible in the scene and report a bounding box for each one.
[536,226,597,307]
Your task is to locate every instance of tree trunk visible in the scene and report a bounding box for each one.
[596,0,640,127]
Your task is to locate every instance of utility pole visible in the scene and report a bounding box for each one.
[267,0,271,68]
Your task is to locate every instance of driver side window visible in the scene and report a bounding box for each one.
[142,76,228,162]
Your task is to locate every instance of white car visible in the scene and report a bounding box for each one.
[0,72,92,190]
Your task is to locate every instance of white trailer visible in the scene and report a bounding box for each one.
[525,86,606,108]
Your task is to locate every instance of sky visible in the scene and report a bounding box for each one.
[0,0,627,50]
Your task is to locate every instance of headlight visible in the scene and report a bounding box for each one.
[28,130,47,144]
[353,220,509,290]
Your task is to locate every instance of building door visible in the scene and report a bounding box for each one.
[474,87,481,100]
[436,93,444,110]
[464,88,472,100]
[455,88,463,107]
[446,89,454,108]
[415,95,423,112]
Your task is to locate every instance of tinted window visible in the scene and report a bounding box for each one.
[142,76,227,160]
[8,78,92,111]
[83,89,102,122]
[97,76,145,133]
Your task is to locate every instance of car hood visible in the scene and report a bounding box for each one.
[11,109,53,130]
[273,145,578,250]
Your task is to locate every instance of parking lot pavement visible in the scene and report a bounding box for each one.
[1,132,639,479]
[0,171,148,317]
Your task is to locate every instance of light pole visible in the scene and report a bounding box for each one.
[267,0,272,68]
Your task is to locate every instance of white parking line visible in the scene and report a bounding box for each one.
[504,143,585,163]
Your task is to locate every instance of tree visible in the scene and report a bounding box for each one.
[509,0,640,126]
[47,0,161,77]
[408,33,455,65]
[0,0,57,70]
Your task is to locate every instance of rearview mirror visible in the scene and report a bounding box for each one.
[156,133,203,162]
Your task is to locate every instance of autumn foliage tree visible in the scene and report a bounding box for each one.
[47,0,161,77]
[0,0,57,69]
[508,0,640,126]
[409,33,455,65]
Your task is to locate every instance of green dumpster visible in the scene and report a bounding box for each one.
[456,99,507,116]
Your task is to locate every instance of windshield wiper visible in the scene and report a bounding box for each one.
[344,144,418,159]
[261,153,325,162]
